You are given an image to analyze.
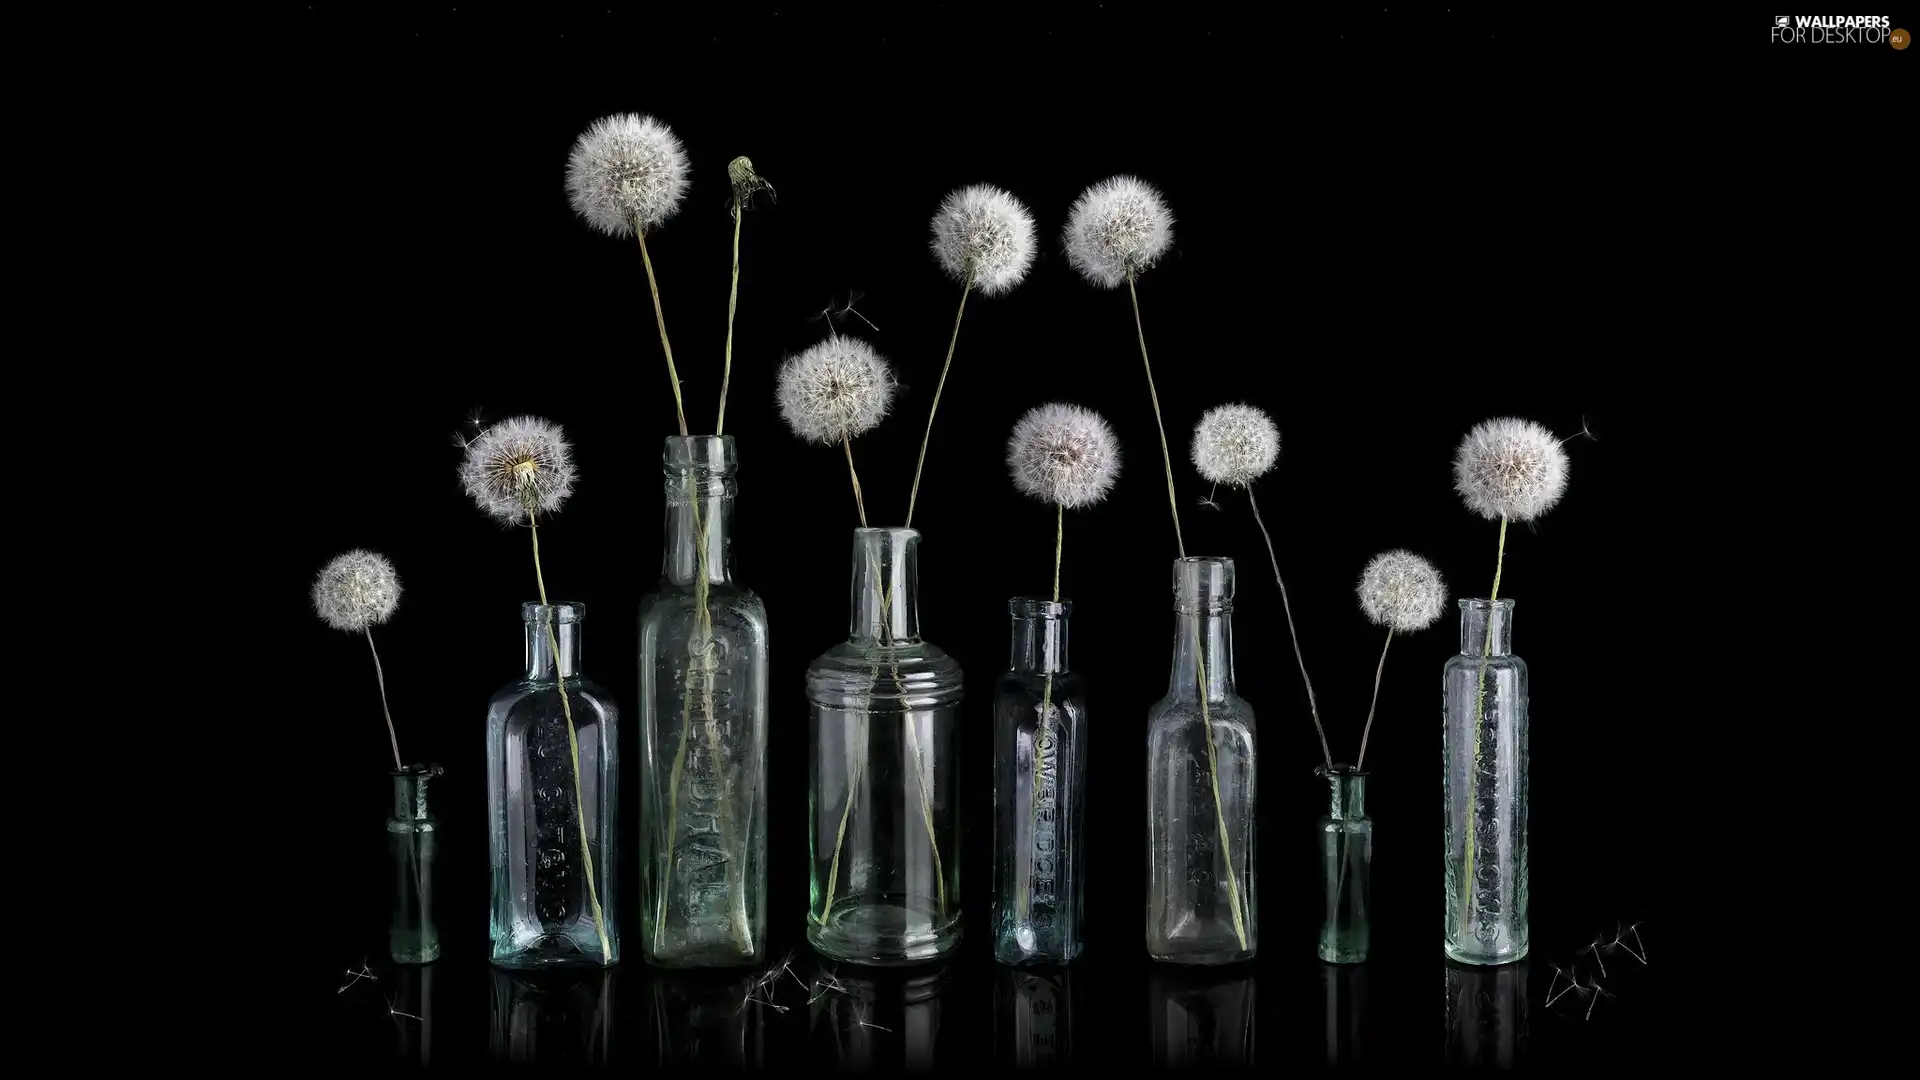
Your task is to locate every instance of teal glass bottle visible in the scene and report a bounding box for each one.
[1316,765,1371,964]
[1442,598,1528,966]
[388,763,442,964]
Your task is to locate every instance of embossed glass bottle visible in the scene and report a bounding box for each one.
[992,598,1086,966]
[1442,598,1529,965]
[807,527,964,965]
[488,602,620,968]
[1146,557,1257,964]
[638,435,769,968]
[388,763,442,964]
[1316,765,1371,964]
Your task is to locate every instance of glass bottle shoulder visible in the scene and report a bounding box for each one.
[1147,693,1255,738]
[486,676,619,724]
[639,582,768,629]
[993,668,1088,702]
[806,638,963,709]
[1442,651,1528,678]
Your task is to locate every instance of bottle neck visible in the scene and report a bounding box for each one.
[1459,599,1515,657]
[1008,599,1071,675]
[524,602,584,680]
[390,764,441,821]
[849,527,921,647]
[662,436,737,587]
[1319,767,1367,823]
[1168,557,1237,701]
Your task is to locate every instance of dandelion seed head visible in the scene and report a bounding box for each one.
[929,184,1036,296]
[565,113,690,238]
[1190,403,1280,487]
[1062,175,1174,289]
[1007,403,1122,509]
[1453,416,1571,522]
[1357,549,1447,633]
[458,415,577,522]
[312,550,402,633]
[775,334,898,446]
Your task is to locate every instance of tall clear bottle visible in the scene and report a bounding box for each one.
[807,527,964,965]
[992,598,1087,966]
[1146,557,1257,964]
[638,435,770,968]
[1442,598,1528,965]
[487,602,619,968]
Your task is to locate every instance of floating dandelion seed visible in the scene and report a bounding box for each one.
[312,550,402,633]
[1191,403,1280,488]
[1007,403,1122,510]
[1062,175,1175,290]
[565,113,691,238]
[930,184,1037,296]
[775,334,898,447]
[1354,550,1447,769]
[458,415,577,523]
[1453,417,1570,523]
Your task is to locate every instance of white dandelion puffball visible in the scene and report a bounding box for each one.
[929,184,1037,296]
[775,334,898,446]
[312,549,402,633]
[1007,403,1123,510]
[459,415,578,522]
[565,113,691,238]
[1453,417,1570,522]
[1062,175,1175,289]
[1191,403,1280,488]
[1358,550,1447,634]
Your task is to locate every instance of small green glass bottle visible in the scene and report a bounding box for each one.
[1316,765,1371,964]
[388,763,442,964]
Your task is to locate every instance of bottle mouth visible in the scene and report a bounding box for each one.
[1008,596,1072,618]
[391,762,445,779]
[1315,763,1367,778]
[1458,598,1516,611]
[521,601,586,624]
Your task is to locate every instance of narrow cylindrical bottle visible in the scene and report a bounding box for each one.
[487,602,620,968]
[638,435,770,968]
[806,527,964,965]
[1316,765,1371,964]
[1442,598,1529,965]
[992,598,1087,966]
[388,763,442,964]
[1146,557,1257,964]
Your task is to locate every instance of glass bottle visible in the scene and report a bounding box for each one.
[388,762,442,964]
[806,527,964,966]
[488,601,620,968]
[1442,598,1529,965]
[1146,557,1258,964]
[637,435,770,968]
[991,598,1086,966]
[1317,765,1371,964]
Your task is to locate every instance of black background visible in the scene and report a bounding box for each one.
[274,4,1909,1071]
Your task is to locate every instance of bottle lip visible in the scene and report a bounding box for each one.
[1458,597,1516,611]
[853,525,920,541]
[1008,596,1072,617]
[521,601,586,623]
[390,762,445,779]
[1315,763,1368,778]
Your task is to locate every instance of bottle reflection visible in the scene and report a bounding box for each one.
[489,968,615,1065]
[1148,969,1255,1068]
[994,967,1078,1069]
[1444,961,1528,1070]
[1320,962,1368,1069]
[387,962,434,1065]
[807,961,951,1071]
[650,970,768,1070]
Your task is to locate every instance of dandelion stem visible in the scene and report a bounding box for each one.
[1126,272,1185,558]
[1355,628,1394,772]
[638,232,688,438]
[1246,484,1332,772]
[716,200,743,436]
[530,512,612,963]
[1458,516,1508,939]
[1128,271,1244,952]
[1020,504,1065,924]
[904,275,972,528]
[364,628,403,772]
[841,428,869,527]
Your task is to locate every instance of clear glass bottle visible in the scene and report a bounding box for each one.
[637,435,770,968]
[1317,765,1371,964]
[1442,598,1529,966]
[1146,557,1258,964]
[807,527,964,966]
[488,601,620,968]
[992,598,1087,966]
[388,762,442,964]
